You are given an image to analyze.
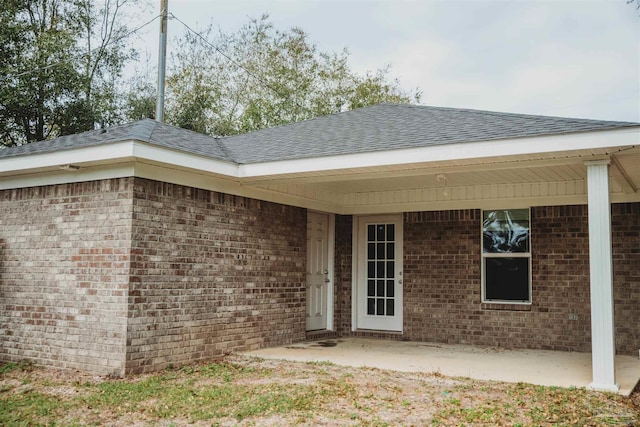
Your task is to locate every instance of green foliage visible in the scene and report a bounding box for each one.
[161,14,421,136]
[0,363,19,375]
[0,0,138,146]
[123,72,156,121]
[73,362,334,423]
[0,360,34,374]
[0,359,637,426]
[2,6,419,145]
[0,390,69,425]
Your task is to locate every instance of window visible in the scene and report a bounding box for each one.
[366,223,396,316]
[482,209,531,303]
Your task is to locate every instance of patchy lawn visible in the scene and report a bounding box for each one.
[0,356,638,426]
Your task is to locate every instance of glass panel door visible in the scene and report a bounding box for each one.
[366,223,396,317]
[357,215,403,331]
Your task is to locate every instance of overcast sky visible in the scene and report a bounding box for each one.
[134,0,640,122]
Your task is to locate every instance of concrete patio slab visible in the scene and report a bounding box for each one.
[243,338,640,396]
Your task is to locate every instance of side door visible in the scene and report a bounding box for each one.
[306,211,330,331]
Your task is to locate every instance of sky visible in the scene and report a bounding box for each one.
[131,0,640,122]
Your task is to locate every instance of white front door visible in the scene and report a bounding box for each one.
[356,215,403,331]
[306,211,330,331]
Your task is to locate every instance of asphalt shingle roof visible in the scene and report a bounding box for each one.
[221,104,639,164]
[0,118,231,161]
[1,104,637,164]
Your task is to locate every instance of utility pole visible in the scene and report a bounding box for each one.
[156,0,168,122]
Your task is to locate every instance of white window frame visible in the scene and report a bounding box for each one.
[481,208,532,305]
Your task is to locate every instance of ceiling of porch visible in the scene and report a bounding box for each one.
[244,145,640,214]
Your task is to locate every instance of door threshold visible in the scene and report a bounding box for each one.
[351,329,405,340]
[305,330,339,340]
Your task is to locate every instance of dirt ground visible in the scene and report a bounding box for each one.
[1,355,639,426]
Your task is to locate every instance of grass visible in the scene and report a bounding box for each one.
[431,381,639,426]
[0,357,638,426]
[72,362,345,424]
[0,391,69,426]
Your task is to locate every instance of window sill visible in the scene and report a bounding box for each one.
[481,302,532,311]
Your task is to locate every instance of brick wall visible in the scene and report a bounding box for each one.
[342,204,639,355]
[612,203,640,355]
[403,210,486,345]
[334,215,353,335]
[2,175,636,376]
[0,179,133,376]
[126,178,306,373]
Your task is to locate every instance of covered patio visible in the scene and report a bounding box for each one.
[244,338,640,396]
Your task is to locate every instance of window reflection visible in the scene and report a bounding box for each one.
[482,209,529,253]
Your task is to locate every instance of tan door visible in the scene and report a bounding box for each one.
[306,211,330,331]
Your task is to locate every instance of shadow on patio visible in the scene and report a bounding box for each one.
[243,338,640,396]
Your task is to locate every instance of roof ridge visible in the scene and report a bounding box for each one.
[398,103,638,125]
[128,118,157,142]
[214,137,235,162]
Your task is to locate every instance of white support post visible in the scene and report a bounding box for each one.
[585,159,618,392]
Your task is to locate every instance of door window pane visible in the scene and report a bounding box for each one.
[367,225,375,242]
[367,298,375,315]
[367,261,375,278]
[376,280,385,297]
[387,224,395,241]
[386,299,394,316]
[387,243,394,259]
[377,261,385,278]
[368,243,375,260]
[367,280,375,297]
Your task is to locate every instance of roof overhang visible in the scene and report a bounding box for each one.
[238,127,639,180]
[1,127,638,214]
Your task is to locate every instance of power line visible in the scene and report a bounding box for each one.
[0,13,162,83]
[169,12,314,120]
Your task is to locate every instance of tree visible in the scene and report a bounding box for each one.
[162,15,421,136]
[0,0,137,146]
[122,57,156,121]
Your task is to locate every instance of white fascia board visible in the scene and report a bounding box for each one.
[238,128,639,178]
[2,127,637,182]
[0,140,136,174]
[1,140,240,178]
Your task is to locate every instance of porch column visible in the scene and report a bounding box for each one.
[585,159,618,392]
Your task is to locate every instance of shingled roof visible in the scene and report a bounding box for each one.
[1,104,637,164]
[0,118,231,161]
